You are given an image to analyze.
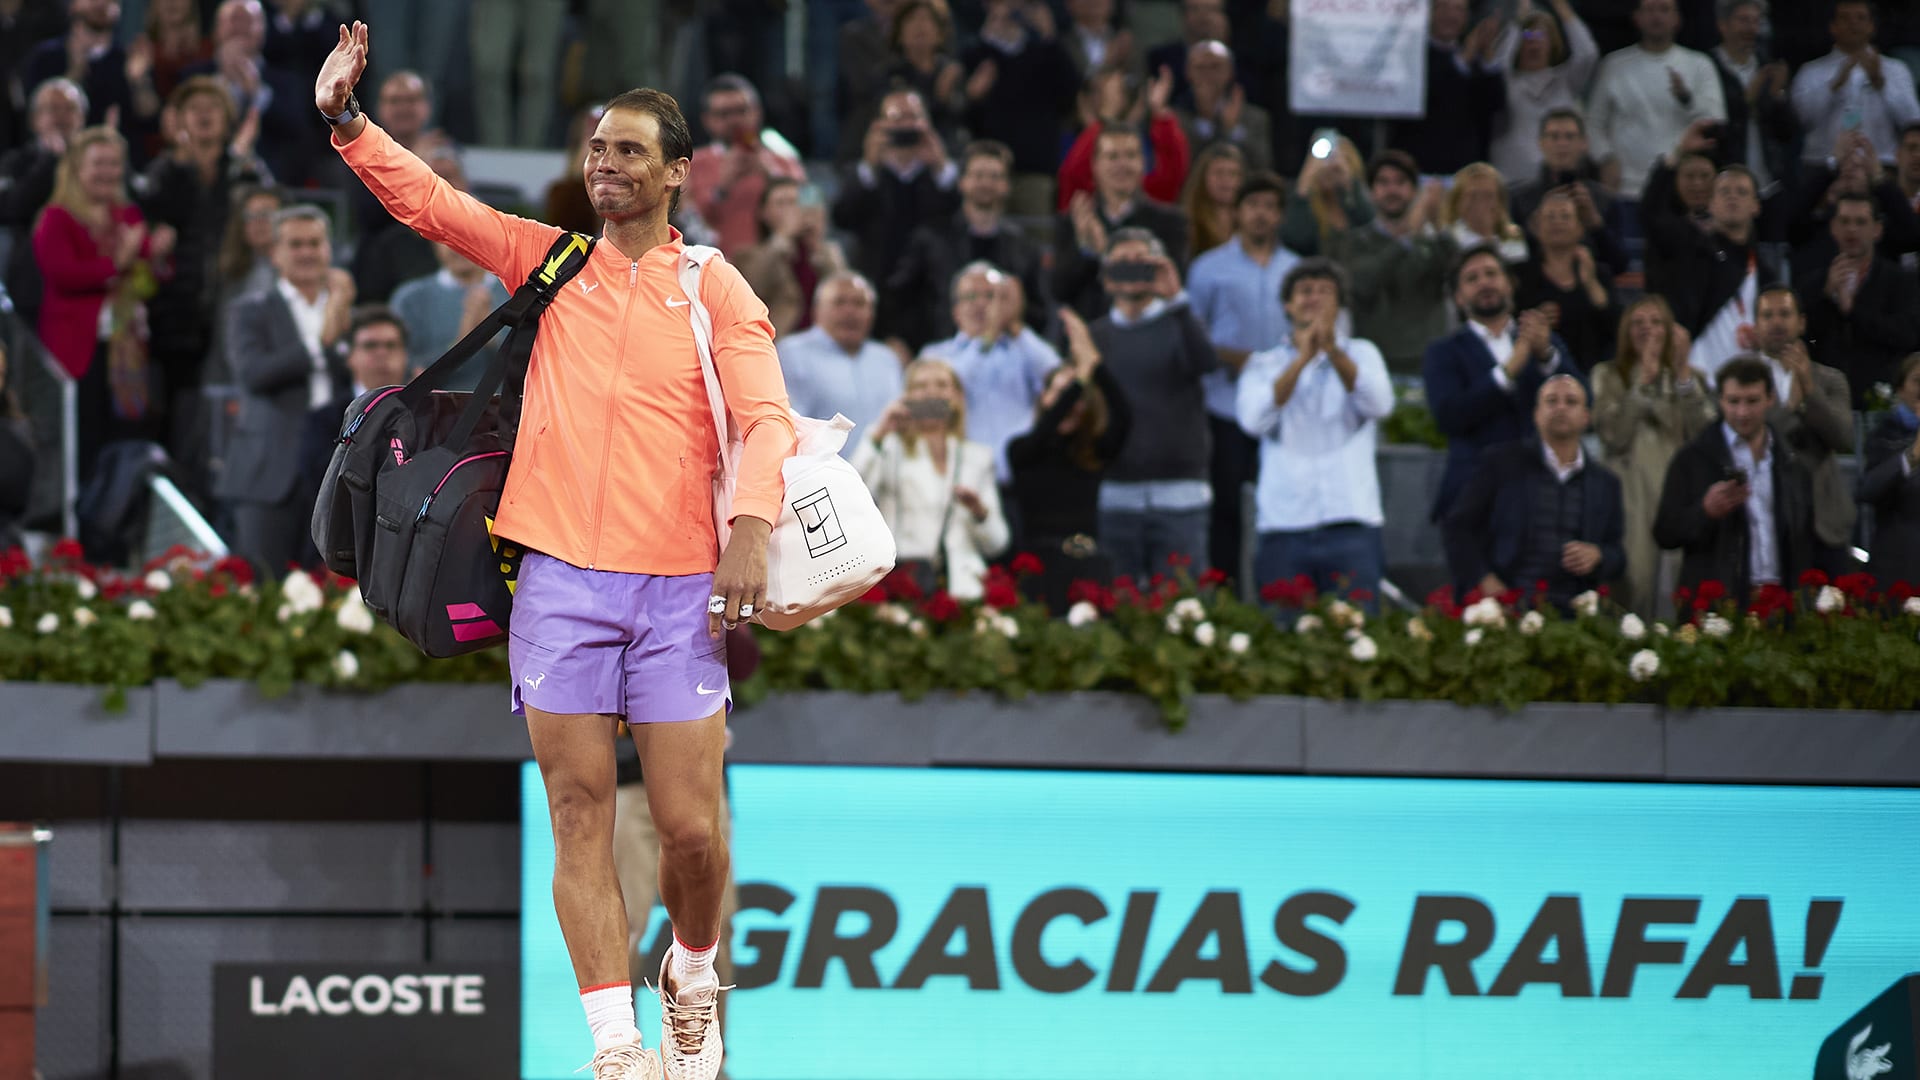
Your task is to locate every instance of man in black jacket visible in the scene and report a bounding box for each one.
[1708,0,1795,193]
[1645,154,1780,371]
[1443,374,1626,607]
[1052,126,1188,320]
[0,78,86,324]
[831,89,961,335]
[1385,0,1503,176]
[887,140,1048,350]
[1792,191,1920,407]
[1653,356,1816,603]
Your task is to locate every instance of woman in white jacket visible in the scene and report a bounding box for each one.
[851,357,1010,600]
[1489,0,1600,182]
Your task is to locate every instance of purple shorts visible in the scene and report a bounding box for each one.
[508,553,731,723]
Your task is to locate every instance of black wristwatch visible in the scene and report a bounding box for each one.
[322,93,361,126]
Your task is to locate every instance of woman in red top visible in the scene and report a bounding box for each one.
[32,125,176,479]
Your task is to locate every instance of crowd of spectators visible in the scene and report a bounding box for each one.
[8,0,1920,620]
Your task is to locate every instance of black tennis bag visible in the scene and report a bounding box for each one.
[310,232,595,657]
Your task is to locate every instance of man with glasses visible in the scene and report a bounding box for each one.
[687,73,805,254]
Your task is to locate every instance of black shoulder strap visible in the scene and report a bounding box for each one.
[396,232,596,410]
[400,232,598,452]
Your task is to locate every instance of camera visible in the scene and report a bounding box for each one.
[886,127,924,148]
[1310,127,1339,160]
[1103,261,1158,284]
[906,398,954,422]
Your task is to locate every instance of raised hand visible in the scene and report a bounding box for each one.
[316,22,369,116]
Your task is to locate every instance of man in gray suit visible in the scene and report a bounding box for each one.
[216,205,357,577]
[1751,284,1858,574]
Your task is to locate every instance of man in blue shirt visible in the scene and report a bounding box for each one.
[1187,171,1297,585]
[776,273,904,456]
[923,261,1062,544]
[1236,258,1394,604]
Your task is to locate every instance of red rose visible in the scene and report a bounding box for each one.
[1198,568,1228,589]
[919,591,961,622]
[1835,572,1878,599]
[1349,587,1375,604]
[1891,581,1916,602]
[1166,552,1193,569]
[983,581,1020,610]
[1798,569,1830,589]
[858,585,886,605]
[1010,552,1045,577]
[50,537,85,563]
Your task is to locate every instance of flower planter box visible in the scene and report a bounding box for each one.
[150,680,532,760]
[1665,707,1920,785]
[930,692,1306,772]
[0,685,152,764]
[1300,699,1666,779]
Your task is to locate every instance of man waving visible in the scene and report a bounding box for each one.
[317,24,793,1080]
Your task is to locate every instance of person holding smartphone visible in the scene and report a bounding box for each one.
[854,357,1010,599]
[1653,356,1815,605]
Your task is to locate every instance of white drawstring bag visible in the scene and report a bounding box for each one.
[679,246,897,630]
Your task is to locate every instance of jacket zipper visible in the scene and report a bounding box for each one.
[588,261,641,568]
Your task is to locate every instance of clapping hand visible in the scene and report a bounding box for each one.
[953,487,988,522]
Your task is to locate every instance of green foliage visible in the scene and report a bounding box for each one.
[5,549,1920,723]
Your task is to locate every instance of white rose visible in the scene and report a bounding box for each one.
[36,613,59,634]
[75,577,98,600]
[1628,648,1661,682]
[276,604,293,624]
[1619,613,1646,641]
[1165,613,1184,634]
[1193,621,1217,647]
[1570,590,1599,617]
[127,600,157,621]
[1227,632,1250,655]
[72,607,97,628]
[877,603,911,627]
[1173,598,1206,622]
[0,605,11,629]
[282,569,325,614]
[144,569,172,592]
[1815,585,1845,614]
[1701,613,1733,639]
[1294,614,1324,634]
[335,598,376,634]
[1327,599,1363,628]
[1905,597,1920,617]
[1464,628,1485,646]
[995,614,1020,639]
[332,650,360,681]
[1654,622,1670,638]
[1518,611,1545,636]
[1349,635,1378,662]
[909,618,928,637]
[1463,597,1506,628]
[1066,601,1100,627]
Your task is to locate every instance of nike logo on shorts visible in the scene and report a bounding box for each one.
[666,297,691,308]
[696,682,723,696]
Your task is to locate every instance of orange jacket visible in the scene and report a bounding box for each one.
[335,122,795,575]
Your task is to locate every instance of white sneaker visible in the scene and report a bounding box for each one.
[581,1036,661,1080]
[656,946,727,1080]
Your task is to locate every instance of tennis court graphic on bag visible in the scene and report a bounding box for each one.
[310,232,595,658]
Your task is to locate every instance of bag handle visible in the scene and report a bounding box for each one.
[678,245,733,476]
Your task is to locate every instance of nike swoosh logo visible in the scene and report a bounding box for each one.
[696,683,723,696]
[666,298,690,308]
[805,519,826,533]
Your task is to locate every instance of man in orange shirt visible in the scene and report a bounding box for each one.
[318,24,794,1080]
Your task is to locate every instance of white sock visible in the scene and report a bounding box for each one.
[671,935,719,988]
[580,982,641,1052]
